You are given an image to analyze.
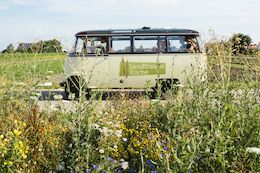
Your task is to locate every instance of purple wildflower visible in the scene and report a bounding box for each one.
[146,160,155,169]
[93,164,98,170]
[129,168,135,173]
[113,160,118,164]
[163,146,168,151]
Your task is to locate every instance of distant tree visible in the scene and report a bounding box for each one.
[42,39,63,53]
[230,33,252,55]
[3,44,15,53]
[15,39,63,53]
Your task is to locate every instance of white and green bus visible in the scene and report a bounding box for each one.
[61,27,207,98]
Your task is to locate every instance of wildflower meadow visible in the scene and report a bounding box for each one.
[0,36,259,172]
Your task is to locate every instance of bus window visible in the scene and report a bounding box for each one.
[134,36,159,53]
[110,36,131,53]
[74,36,109,54]
[75,37,87,54]
[157,36,166,53]
[168,36,185,52]
[87,37,108,54]
[168,36,199,53]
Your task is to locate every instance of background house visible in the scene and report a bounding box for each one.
[16,43,35,52]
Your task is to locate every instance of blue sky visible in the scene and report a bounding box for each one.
[0,0,260,51]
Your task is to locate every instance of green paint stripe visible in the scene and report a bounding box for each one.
[120,62,166,76]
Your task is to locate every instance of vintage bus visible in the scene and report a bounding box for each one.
[61,27,207,98]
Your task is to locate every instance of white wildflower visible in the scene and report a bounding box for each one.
[101,127,109,134]
[37,82,53,87]
[43,82,53,87]
[30,96,38,101]
[47,71,54,74]
[35,93,42,97]
[122,138,128,142]
[115,130,122,138]
[113,145,118,149]
[121,161,128,170]
[92,123,100,129]
[99,149,105,154]
[246,147,260,154]
[55,162,65,171]
[53,94,63,100]
[13,82,26,86]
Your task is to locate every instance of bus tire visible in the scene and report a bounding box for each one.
[153,79,179,99]
[65,76,80,99]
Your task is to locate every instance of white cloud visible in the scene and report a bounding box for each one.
[1,0,260,50]
[0,5,7,11]
[10,0,35,5]
[131,0,180,6]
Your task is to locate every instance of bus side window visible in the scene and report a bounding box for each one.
[134,36,160,53]
[168,36,187,53]
[94,37,108,55]
[110,36,131,53]
[167,35,199,53]
[185,36,199,53]
[75,37,87,54]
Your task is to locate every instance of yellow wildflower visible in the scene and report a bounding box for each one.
[18,140,23,147]
[9,131,14,136]
[22,153,27,159]
[0,134,4,139]
[3,138,8,144]
[14,129,22,136]
[4,161,13,166]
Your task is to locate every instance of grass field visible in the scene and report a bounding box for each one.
[0,53,65,80]
[0,52,259,172]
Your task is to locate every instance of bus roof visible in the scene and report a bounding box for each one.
[75,28,199,37]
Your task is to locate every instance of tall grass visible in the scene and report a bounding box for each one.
[0,35,259,172]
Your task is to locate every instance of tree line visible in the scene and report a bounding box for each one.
[206,33,259,56]
[1,34,259,55]
[2,39,63,53]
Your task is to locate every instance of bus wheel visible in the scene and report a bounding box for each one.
[153,79,180,99]
[64,76,80,100]
[64,76,92,100]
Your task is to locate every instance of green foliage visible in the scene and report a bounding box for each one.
[0,89,66,173]
[231,33,253,55]
[41,39,63,53]
[206,33,256,56]
[0,53,66,81]
[0,44,259,172]
[2,44,15,53]
[15,39,63,53]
